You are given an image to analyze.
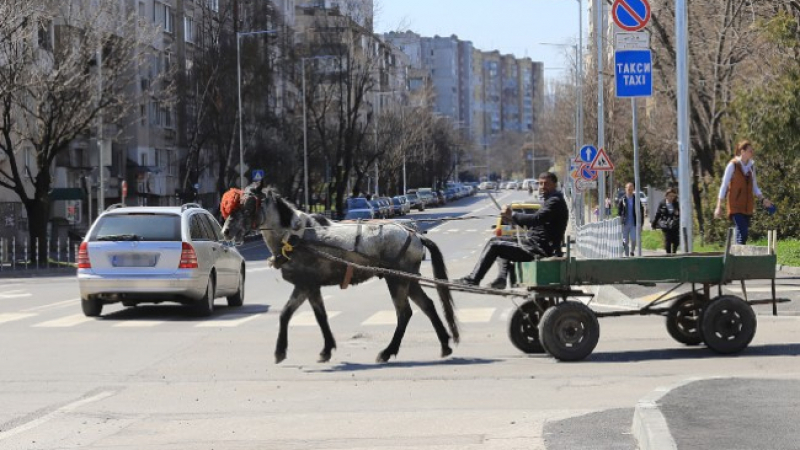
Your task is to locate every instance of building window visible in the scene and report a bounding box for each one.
[140,152,149,167]
[154,3,174,34]
[184,16,194,43]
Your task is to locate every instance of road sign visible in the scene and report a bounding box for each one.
[579,145,598,164]
[611,0,651,32]
[616,32,650,50]
[590,148,615,171]
[252,170,264,182]
[580,164,598,181]
[576,179,598,190]
[615,50,653,98]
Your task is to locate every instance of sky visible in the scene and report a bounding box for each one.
[374,0,588,82]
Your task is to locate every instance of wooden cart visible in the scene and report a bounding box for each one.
[508,233,788,361]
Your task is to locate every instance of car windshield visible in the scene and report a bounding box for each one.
[346,198,370,209]
[90,214,182,241]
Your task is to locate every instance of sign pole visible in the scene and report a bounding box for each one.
[595,0,606,220]
[632,98,642,257]
[676,0,692,252]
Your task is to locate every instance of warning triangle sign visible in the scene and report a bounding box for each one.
[590,148,615,171]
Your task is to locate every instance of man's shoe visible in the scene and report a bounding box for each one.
[454,276,478,286]
[488,278,507,290]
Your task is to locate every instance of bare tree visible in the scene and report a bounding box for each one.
[0,0,167,263]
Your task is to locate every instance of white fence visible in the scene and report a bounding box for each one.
[0,237,79,272]
[575,217,625,259]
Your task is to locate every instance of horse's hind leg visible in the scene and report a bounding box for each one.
[409,281,453,358]
[308,287,337,363]
[275,286,309,364]
[377,278,412,363]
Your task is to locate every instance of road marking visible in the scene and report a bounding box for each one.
[290,310,340,326]
[0,312,37,324]
[499,307,513,321]
[459,307,496,323]
[0,390,115,441]
[0,289,31,299]
[196,313,264,328]
[113,320,163,328]
[22,299,78,313]
[363,308,496,326]
[362,310,398,325]
[634,290,671,304]
[466,229,478,233]
[727,286,800,294]
[33,314,94,328]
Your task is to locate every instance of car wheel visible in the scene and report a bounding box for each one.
[194,275,215,317]
[227,267,245,307]
[81,297,103,317]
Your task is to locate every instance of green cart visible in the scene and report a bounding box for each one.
[508,231,788,361]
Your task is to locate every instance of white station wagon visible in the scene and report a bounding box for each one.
[77,203,245,317]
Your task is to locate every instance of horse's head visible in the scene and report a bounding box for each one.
[220,182,297,243]
[220,182,263,244]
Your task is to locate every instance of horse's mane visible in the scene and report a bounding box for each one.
[262,187,297,229]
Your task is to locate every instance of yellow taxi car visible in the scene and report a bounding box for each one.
[492,202,542,237]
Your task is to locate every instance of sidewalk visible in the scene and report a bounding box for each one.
[634,378,800,450]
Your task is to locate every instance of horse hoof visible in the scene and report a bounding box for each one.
[441,346,453,358]
[318,352,331,363]
[275,352,286,364]
[376,352,391,363]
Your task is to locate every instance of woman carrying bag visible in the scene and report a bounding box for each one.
[651,188,680,253]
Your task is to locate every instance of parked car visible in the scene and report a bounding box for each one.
[405,192,425,211]
[491,202,542,237]
[377,197,394,217]
[392,195,411,216]
[343,197,375,220]
[76,203,245,318]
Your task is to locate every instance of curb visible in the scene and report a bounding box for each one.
[631,378,712,450]
[776,264,800,276]
[0,268,76,279]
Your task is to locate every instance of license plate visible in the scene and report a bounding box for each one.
[111,253,158,267]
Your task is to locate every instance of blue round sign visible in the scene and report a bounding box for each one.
[580,164,598,181]
[579,145,598,164]
[612,0,651,32]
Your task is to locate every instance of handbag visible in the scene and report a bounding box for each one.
[658,217,677,231]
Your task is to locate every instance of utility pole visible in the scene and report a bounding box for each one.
[96,46,105,216]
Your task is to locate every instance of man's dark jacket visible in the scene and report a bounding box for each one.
[617,194,645,225]
[510,191,569,256]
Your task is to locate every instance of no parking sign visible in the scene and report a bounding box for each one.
[611,0,651,32]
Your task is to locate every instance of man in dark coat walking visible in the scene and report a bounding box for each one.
[455,172,569,290]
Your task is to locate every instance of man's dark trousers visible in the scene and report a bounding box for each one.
[467,236,545,282]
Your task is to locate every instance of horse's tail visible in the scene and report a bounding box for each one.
[419,234,460,343]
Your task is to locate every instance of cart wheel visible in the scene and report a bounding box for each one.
[700,295,756,355]
[539,301,600,362]
[666,293,705,346]
[508,298,552,354]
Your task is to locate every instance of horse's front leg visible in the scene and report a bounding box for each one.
[308,287,337,363]
[275,286,309,364]
[378,278,412,363]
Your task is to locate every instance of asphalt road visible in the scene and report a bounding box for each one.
[2,190,800,450]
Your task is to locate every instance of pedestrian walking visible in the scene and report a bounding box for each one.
[714,140,773,244]
[651,188,680,253]
[617,182,644,256]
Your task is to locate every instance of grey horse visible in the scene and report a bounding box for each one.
[219,182,459,364]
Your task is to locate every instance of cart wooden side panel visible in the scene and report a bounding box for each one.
[519,253,776,287]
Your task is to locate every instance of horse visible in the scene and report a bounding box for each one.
[219,181,459,364]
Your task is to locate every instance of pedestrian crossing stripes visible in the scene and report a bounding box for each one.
[0,308,512,329]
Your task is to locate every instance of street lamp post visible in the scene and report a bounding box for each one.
[237,29,277,188]
[302,55,337,211]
